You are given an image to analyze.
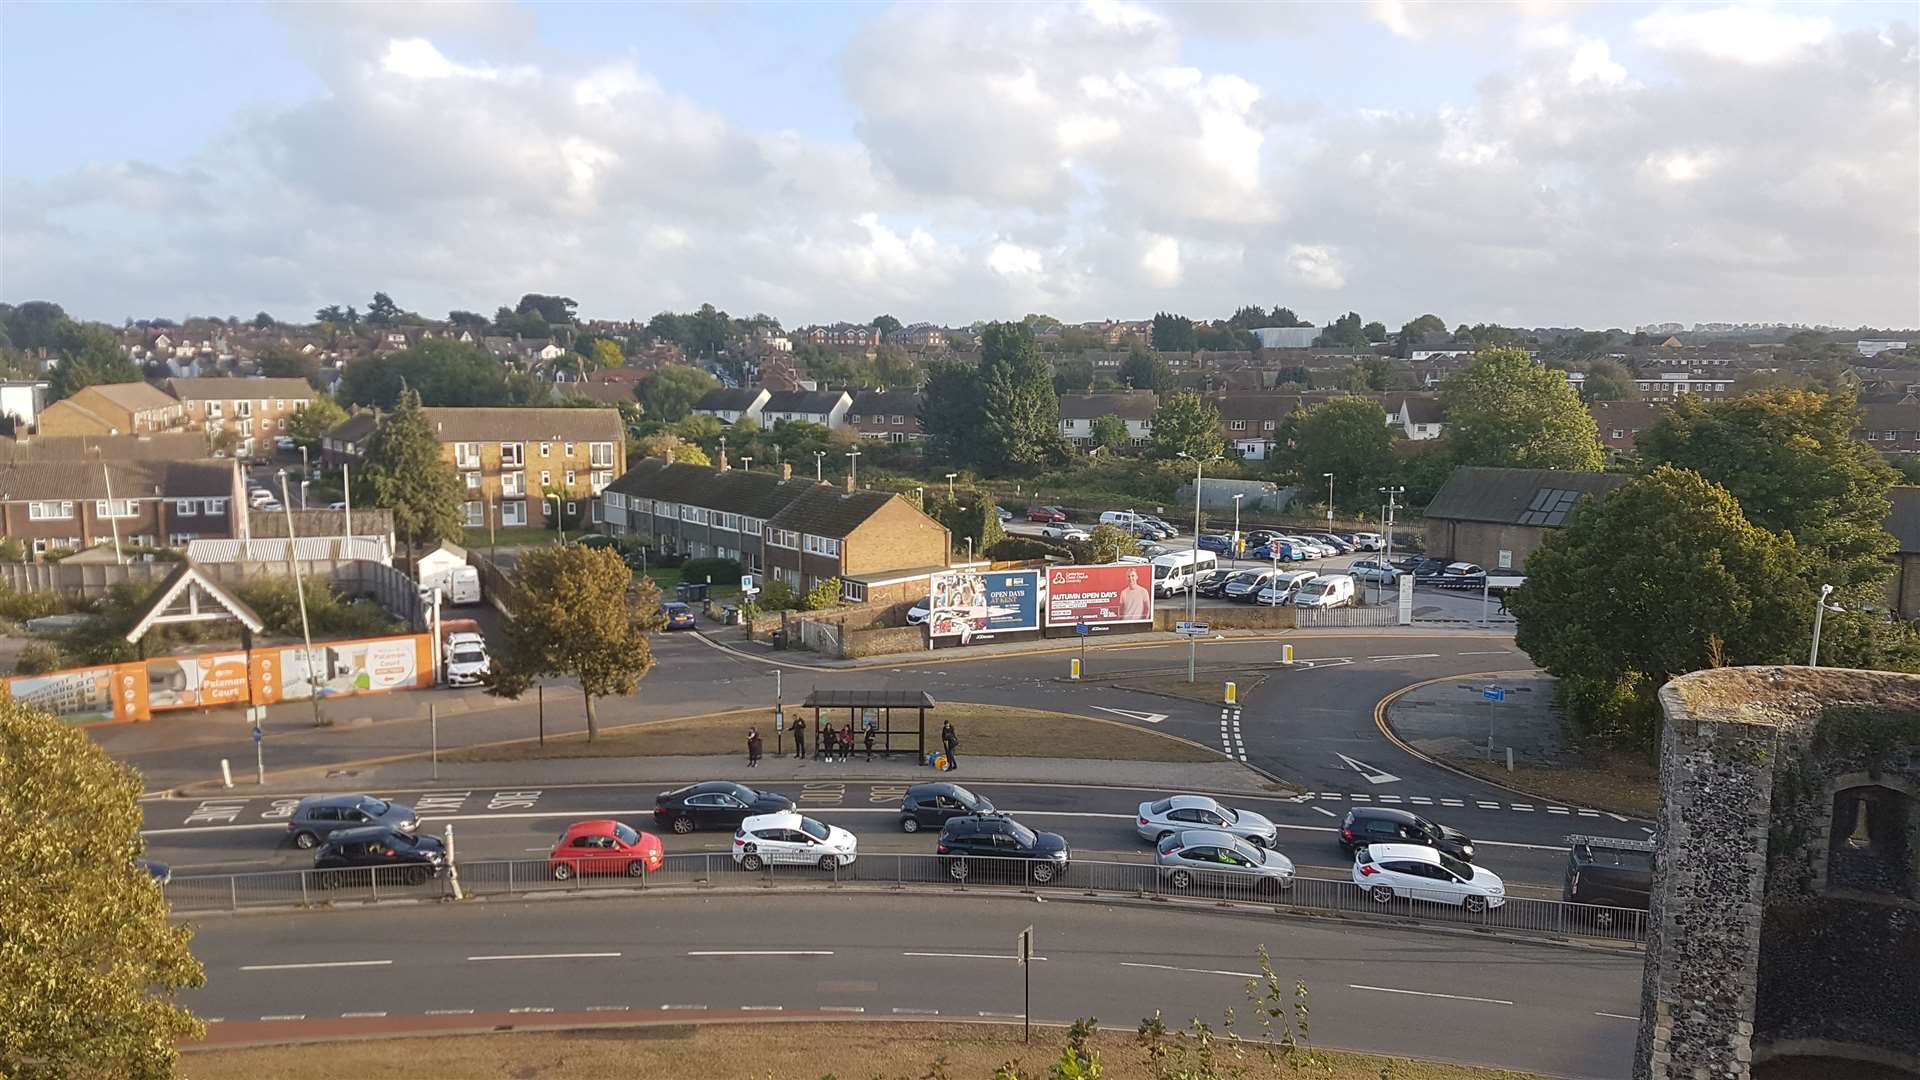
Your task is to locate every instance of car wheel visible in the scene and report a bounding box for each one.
[1463,895,1488,915]
[1369,885,1395,904]
[740,853,764,871]
[1029,862,1056,885]
[293,831,319,849]
[404,866,430,887]
[1169,869,1193,890]
[1156,831,1174,843]
[947,859,970,881]
[901,817,920,833]
[671,815,695,834]
[552,862,575,881]
[818,854,838,872]
[626,860,647,877]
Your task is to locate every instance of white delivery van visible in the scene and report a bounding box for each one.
[1292,574,1356,609]
[421,565,482,605]
[1150,550,1218,598]
[1099,510,1146,530]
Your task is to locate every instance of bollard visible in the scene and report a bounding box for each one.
[1224,681,1237,705]
[1505,746,1514,773]
[1281,643,1294,664]
[1069,658,1081,681]
[220,758,233,789]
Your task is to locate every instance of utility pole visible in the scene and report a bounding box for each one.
[846,449,861,487]
[1324,472,1335,532]
[945,472,957,499]
[1179,453,1214,683]
[99,457,125,564]
[1378,485,1404,608]
[814,451,825,483]
[1810,584,1835,666]
[279,470,325,728]
[342,462,353,541]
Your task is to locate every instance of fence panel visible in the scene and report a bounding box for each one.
[1296,605,1397,629]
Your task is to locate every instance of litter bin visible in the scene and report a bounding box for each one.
[770,629,789,650]
[722,604,740,626]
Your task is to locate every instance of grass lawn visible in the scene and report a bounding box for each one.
[462,527,566,551]
[636,566,743,603]
[182,1021,1557,1080]
[441,702,1219,764]
[1444,748,1662,819]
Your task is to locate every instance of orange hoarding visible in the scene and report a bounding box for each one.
[249,633,433,704]
[4,663,149,725]
[147,652,252,711]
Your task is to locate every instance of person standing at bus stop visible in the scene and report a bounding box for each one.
[791,714,807,759]
[941,719,959,771]
[746,727,762,768]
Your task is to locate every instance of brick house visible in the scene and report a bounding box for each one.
[1857,402,1920,455]
[36,382,186,438]
[1885,487,1920,621]
[1588,400,1668,456]
[1421,466,1629,572]
[166,376,315,458]
[847,391,923,442]
[0,458,244,555]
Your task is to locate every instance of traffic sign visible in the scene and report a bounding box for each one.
[1074,622,1089,637]
[1483,685,1505,702]
[1015,925,1033,966]
[740,574,754,591]
[1175,621,1210,636]
[251,725,263,743]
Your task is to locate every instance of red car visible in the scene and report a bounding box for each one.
[548,820,664,880]
[1026,505,1068,523]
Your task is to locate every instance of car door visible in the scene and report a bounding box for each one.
[586,834,623,875]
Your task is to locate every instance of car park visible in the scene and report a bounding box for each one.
[1196,533,1234,555]
[1347,559,1401,584]
[1286,535,1335,558]
[444,632,489,687]
[1310,533,1355,554]
[995,507,1012,522]
[311,826,445,887]
[1027,505,1068,523]
[273,435,296,452]
[655,781,796,834]
[1244,530,1279,548]
[1039,523,1089,541]
[1348,532,1383,551]
[733,811,859,870]
[899,782,996,832]
[1563,835,1654,909]
[1255,570,1319,605]
[1135,542,1170,558]
[1354,843,1505,912]
[548,819,664,880]
[1407,557,1454,580]
[1143,516,1179,537]
[1434,562,1487,589]
[1130,522,1172,541]
[1135,794,1280,847]
[1196,568,1238,598]
[936,814,1070,884]
[1150,550,1217,597]
[1291,575,1356,609]
[1156,830,1295,893]
[287,794,419,849]
[661,602,697,630]
[1338,806,1475,861]
[1222,568,1278,602]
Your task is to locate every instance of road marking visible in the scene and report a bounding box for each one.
[585,1005,631,1012]
[1367,653,1440,662]
[688,950,834,957]
[1609,813,1630,822]
[1376,795,1402,804]
[340,1011,387,1018]
[1440,799,1465,807]
[904,952,1047,961]
[510,1007,556,1014]
[740,1005,785,1011]
[260,1014,305,1021]
[1458,650,1510,656]
[1092,706,1169,724]
[1577,809,1599,817]
[978,1011,1026,1019]
[1511,804,1533,812]
[1596,1012,1639,1021]
[820,1006,866,1013]
[1547,807,1570,815]
[662,1004,708,1010]
[1121,962,1263,979]
[241,960,394,971]
[1407,796,1431,804]
[893,1008,941,1015]
[1334,753,1401,785]
[1477,801,1502,809]
[1350,985,1512,1006]
[1311,806,1337,818]
[426,1009,474,1016]
[469,952,621,961]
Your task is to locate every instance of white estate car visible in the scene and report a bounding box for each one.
[444,632,490,688]
[1039,524,1090,541]
[1353,843,1506,913]
[733,811,859,871]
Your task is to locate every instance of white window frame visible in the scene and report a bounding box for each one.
[455,442,482,469]
[590,470,613,493]
[634,497,654,516]
[501,442,525,467]
[767,527,798,549]
[174,499,199,516]
[565,470,577,487]
[207,401,223,419]
[464,501,485,527]
[742,516,764,536]
[590,442,614,467]
[501,472,525,497]
[95,498,139,519]
[803,534,841,557]
[205,497,228,515]
[656,501,677,518]
[605,492,628,511]
[681,505,708,525]
[234,400,252,418]
[28,500,75,521]
[465,472,482,491]
[565,442,576,458]
[713,512,739,532]
[501,500,528,527]
[539,442,553,458]
[540,469,552,487]
[841,580,867,603]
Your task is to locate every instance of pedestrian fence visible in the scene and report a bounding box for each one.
[164,853,1647,945]
[1294,605,1398,628]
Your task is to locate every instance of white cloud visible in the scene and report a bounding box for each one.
[988,242,1045,277]
[1285,245,1346,290]
[1567,39,1628,86]
[1635,5,1833,65]
[1139,235,1182,287]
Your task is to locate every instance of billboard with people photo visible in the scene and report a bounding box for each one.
[927,569,1041,641]
[1045,564,1155,627]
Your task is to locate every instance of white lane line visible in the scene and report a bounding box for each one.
[1608,812,1630,822]
[1457,650,1510,656]
[510,1007,556,1014]
[1577,809,1600,817]
[1311,806,1338,818]
[688,950,833,957]
[1121,961,1263,979]
[1376,795,1402,804]
[340,1011,387,1018]
[1596,1012,1639,1021]
[892,1008,941,1015]
[1440,799,1465,807]
[1348,794,1370,801]
[820,1006,867,1014]
[205,1018,224,1024]
[1547,807,1570,815]
[241,960,393,971]
[904,952,1048,962]
[662,1004,708,1011]
[740,1005,785,1011]
[1477,801,1502,809]
[426,1009,475,1016]
[978,1011,1026,1019]
[1408,796,1432,805]
[470,952,621,961]
[260,1014,306,1021]
[1350,984,1512,1006]
[1367,653,1441,661]
[585,1005,631,1012]
[1511,804,1533,811]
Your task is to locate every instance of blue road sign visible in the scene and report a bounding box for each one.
[1483,685,1505,702]
[252,725,264,742]
[1075,622,1089,637]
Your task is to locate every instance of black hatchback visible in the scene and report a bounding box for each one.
[1339,806,1475,862]
[899,783,995,833]
[654,781,795,834]
[312,826,446,887]
[935,813,1070,884]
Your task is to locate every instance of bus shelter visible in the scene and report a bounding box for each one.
[801,689,934,761]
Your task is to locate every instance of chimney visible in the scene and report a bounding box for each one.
[780,462,793,481]
[717,447,729,472]
[845,474,855,493]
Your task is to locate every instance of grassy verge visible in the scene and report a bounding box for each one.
[1443,749,1661,819]
[637,567,743,603]
[462,527,564,550]
[441,702,1219,764]
[183,1021,1555,1080]
[1106,672,1267,705]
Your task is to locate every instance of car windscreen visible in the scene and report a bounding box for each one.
[1153,564,1171,579]
[613,823,640,846]
[1006,820,1039,847]
[1297,583,1329,598]
[361,797,390,815]
[1148,798,1173,814]
[451,648,485,662]
[1438,851,1474,881]
[1224,807,1241,824]
[1235,841,1264,864]
[950,786,980,807]
[723,783,756,802]
[799,817,830,841]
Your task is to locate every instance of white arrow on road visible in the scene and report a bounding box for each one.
[1334,753,1401,785]
[1090,707,1169,725]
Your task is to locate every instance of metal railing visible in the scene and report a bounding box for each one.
[1295,605,1398,628]
[164,853,1647,944]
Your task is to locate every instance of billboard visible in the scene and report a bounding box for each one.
[250,634,432,704]
[147,652,252,711]
[5,663,148,725]
[1046,564,1155,628]
[927,569,1042,641]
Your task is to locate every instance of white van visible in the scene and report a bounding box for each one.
[1292,574,1356,609]
[1149,550,1218,597]
[1099,510,1148,531]
[421,565,482,605]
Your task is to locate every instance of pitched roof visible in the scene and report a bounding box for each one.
[166,376,314,400]
[0,432,214,462]
[1059,392,1158,421]
[420,407,623,443]
[1393,394,1446,424]
[606,458,814,519]
[326,411,381,444]
[1423,466,1629,527]
[763,390,849,415]
[1887,487,1920,554]
[848,391,922,417]
[0,459,236,502]
[694,388,766,412]
[1857,402,1920,430]
[766,483,899,539]
[75,381,180,414]
[1587,400,1667,427]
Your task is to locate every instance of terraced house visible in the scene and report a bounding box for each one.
[35,381,186,438]
[598,457,950,605]
[0,458,244,555]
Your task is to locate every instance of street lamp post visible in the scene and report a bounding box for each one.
[814,451,826,482]
[846,449,861,487]
[1177,452,1217,683]
[1323,473,1335,532]
[740,456,752,472]
[277,470,324,729]
[1377,486,1404,607]
[543,494,565,544]
[945,472,958,499]
[1809,584,1835,666]
[965,536,974,565]
[1232,493,1244,566]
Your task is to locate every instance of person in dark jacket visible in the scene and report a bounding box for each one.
[746,728,762,768]
[941,720,959,771]
[863,725,876,762]
[791,715,807,759]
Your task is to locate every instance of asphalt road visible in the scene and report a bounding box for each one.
[180,893,1638,1078]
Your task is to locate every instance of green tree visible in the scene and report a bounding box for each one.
[872,345,919,388]
[1361,320,1388,342]
[0,696,206,1079]
[447,310,490,329]
[1089,413,1131,452]
[1120,347,1171,392]
[687,303,731,357]
[1275,397,1396,511]
[361,388,464,565]
[1313,311,1368,348]
[515,294,578,326]
[256,345,321,384]
[977,322,1062,470]
[636,365,717,422]
[286,394,347,448]
[870,314,902,336]
[635,432,709,465]
[1150,312,1197,352]
[1,301,69,349]
[1511,467,1811,748]
[802,576,843,611]
[486,545,664,741]
[1077,522,1140,564]
[1581,358,1637,401]
[251,311,276,330]
[1149,391,1224,461]
[366,291,402,325]
[1052,357,1094,396]
[1440,346,1604,470]
[339,339,530,408]
[919,358,984,465]
[44,323,141,402]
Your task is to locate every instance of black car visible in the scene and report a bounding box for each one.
[311,826,445,887]
[1338,807,1475,862]
[935,813,1071,884]
[899,783,996,833]
[1407,557,1454,580]
[1563,835,1653,909]
[654,781,795,834]
[1244,530,1279,548]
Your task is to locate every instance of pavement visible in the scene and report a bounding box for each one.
[178,892,1641,1080]
[1385,669,1567,767]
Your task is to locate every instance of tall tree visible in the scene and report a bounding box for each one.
[870,314,903,336]
[1089,413,1131,452]
[1275,396,1397,511]
[515,294,579,326]
[636,365,717,422]
[1580,359,1637,402]
[976,322,1062,470]
[687,303,731,357]
[251,311,276,329]
[1149,390,1225,461]
[919,357,985,466]
[340,339,531,408]
[45,323,141,402]
[486,545,664,742]
[447,310,490,329]
[1,696,205,1079]
[1120,346,1171,392]
[1077,522,1141,564]
[1314,312,1369,348]
[634,432,709,465]
[1150,312,1197,352]
[1051,357,1094,396]
[1,300,70,349]
[871,344,919,388]
[585,338,623,369]
[366,292,402,326]
[256,345,320,384]
[361,388,464,565]
[1440,346,1604,471]
[285,394,347,447]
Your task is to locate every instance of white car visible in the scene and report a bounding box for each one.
[1282,536,1334,558]
[1354,843,1506,913]
[1040,524,1090,542]
[247,487,277,507]
[1348,559,1400,585]
[274,435,296,452]
[733,811,858,870]
[444,632,489,687]
[1255,571,1318,606]
[906,605,930,626]
[1349,532,1384,551]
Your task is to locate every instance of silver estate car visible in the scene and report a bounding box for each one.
[1155,829,1296,894]
[1136,794,1280,847]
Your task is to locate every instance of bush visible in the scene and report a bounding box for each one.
[0,586,58,623]
[801,576,842,611]
[14,641,65,675]
[757,579,796,611]
[1559,672,1661,754]
[986,536,1070,562]
[234,577,400,639]
[679,558,742,589]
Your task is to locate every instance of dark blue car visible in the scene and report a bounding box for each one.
[1197,533,1234,555]
[1250,542,1305,562]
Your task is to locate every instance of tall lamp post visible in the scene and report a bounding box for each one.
[1809,584,1836,666]
[1323,472,1335,533]
[1177,452,1218,683]
[945,472,958,499]
[277,470,324,728]
[1376,486,1404,607]
[845,449,861,487]
[813,451,826,482]
[1231,492,1245,566]
[543,493,565,544]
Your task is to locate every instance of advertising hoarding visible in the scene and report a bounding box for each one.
[250,634,433,704]
[928,569,1041,641]
[1046,564,1155,628]
[4,663,148,725]
[146,652,252,711]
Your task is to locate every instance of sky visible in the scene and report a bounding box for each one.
[2,1,1916,331]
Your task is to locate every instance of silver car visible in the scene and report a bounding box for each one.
[1136,794,1280,847]
[1156,829,1295,894]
